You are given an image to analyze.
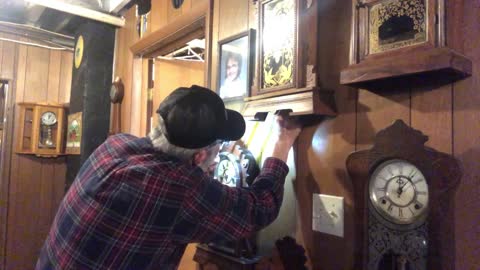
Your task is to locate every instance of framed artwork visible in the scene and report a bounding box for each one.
[217,29,255,101]
[66,112,82,155]
[258,0,297,92]
[368,0,428,55]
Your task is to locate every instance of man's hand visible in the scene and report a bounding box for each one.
[269,112,302,162]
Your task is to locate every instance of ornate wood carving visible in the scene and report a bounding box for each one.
[346,119,461,270]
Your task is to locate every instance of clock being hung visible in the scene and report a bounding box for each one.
[346,120,461,270]
[16,103,66,157]
[340,0,472,89]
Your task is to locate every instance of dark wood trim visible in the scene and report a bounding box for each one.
[340,47,472,89]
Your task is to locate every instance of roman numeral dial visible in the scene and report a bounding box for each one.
[369,159,429,224]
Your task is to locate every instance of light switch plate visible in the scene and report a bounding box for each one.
[312,194,344,237]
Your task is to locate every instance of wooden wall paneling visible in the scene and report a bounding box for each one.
[58,51,73,104]
[15,45,28,103]
[0,35,18,269]
[116,8,139,133]
[453,0,480,268]
[217,0,248,41]
[209,0,220,91]
[150,0,169,32]
[167,0,183,23]
[294,0,356,269]
[181,0,193,12]
[140,59,149,136]
[1,36,16,80]
[131,57,143,136]
[356,88,411,150]
[23,47,50,102]
[0,37,72,269]
[411,85,453,154]
[47,51,62,102]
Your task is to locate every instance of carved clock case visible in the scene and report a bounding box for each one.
[346,120,461,270]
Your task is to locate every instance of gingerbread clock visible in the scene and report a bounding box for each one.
[346,120,461,270]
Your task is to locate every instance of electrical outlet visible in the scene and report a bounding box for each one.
[312,194,344,237]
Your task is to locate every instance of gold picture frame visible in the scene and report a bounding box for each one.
[66,112,82,155]
[258,0,297,93]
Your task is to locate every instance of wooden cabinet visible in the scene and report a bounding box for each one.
[241,0,336,118]
[16,103,66,157]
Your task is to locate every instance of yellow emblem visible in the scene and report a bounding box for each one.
[74,36,84,69]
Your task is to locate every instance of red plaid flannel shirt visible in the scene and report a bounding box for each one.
[37,134,288,270]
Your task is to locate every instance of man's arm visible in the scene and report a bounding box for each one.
[185,114,301,242]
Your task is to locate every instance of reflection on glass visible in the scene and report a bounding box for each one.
[369,0,427,54]
[262,0,295,89]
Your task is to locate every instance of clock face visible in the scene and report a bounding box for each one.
[214,153,241,187]
[41,111,57,126]
[369,159,429,224]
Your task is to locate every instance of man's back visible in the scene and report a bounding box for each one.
[38,133,288,270]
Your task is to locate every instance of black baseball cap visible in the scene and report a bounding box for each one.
[156,85,246,149]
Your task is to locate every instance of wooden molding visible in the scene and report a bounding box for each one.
[242,87,336,119]
[340,47,472,89]
[130,1,208,57]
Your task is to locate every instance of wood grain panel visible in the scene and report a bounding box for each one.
[59,51,73,104]
[294,0,356,269]
[150,0,169,32]
[15,45,28,102]
[453,0,480,268]
[217,0,248,40]
[0,35,17,269]
[153,59,204,114]
[411,85,452,154]
[0,37,72,270]
[47,51,62,102]
[1,38,16,80]
[23,46,50,102]
[356,88,410,150]
[209,0,220,90]
[115,8,139,133]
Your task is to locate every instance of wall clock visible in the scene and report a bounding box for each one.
[215,152,243,187]
[340,0,472,89]
[109,77,124,135]
[74,35,84,69]
[346,119,461,270]
[16,103,66,157]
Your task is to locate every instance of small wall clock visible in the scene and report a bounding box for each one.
[16,103,66,157]
[346,119,461,270]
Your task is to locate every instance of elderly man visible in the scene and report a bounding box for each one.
[36,85,301,270]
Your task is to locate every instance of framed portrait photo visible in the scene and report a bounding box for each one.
[217,29,255,101]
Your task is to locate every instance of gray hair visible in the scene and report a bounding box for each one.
[148,115,206,161]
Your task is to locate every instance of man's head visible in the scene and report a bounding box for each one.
[149,85,246,171]
[225,52,242,81]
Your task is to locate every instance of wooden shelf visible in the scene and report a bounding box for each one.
[340,48,472,90]
[130,1,208,58]
[242,87,336,119]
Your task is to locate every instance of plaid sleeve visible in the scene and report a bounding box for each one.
[185,157,289,242]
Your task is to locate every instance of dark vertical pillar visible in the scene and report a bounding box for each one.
[66,21,115,187]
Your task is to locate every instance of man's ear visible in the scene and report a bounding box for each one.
[193,149,208,166]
